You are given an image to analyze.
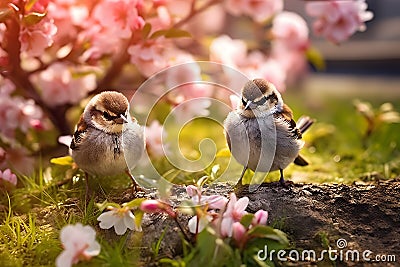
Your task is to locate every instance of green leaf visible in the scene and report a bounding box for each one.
[22,12,47,26]
[306,46,325,71]
[141,23,152,39]
[240,214,254,228]
[50,156,74,166]
[25,0,39,11]
[124,198,145,208]
[150,28,192,39]
[0,8,12,22]
[247,226,289,245]
[134,209,144,230]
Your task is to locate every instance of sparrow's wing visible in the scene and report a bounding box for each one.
[281,104,296,121]
[275,104,302,139]
[294,154,309,166]
[70,115,88,150]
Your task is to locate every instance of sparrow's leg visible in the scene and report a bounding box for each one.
[279,169,285,185]
[279,169,293,187]
[125,170,141,194]
[237,166,247,186]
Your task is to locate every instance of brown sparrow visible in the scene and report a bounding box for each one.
[70,91,145,191]
[224,79,314,186]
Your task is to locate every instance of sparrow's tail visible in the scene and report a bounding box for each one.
[297,116,315,134]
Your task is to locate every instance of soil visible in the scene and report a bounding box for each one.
[237,179,400,267]
[131,179,400,267]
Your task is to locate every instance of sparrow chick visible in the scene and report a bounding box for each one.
[224,79,314,186]
[71,91,145,191]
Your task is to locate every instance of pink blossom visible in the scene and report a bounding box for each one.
[93,0,144,39]
[140,199,163,213]
[128,37,171,77]
[271,48,307,85]
[0,169,17,186]
[19,18,57,57]
[192,194,228,210]
[146,5,172,32]
[184,4,226,37]
[220,193,249,237]
[56,223,101,267]
[29,0,50,13]
[32,62,96,106]
[232,222,246,242]
[306,0,373,44]
[172,97,211,122]
[79,25,123,61]
[0,147,35,175]
[164,60,214,121]
[46,1,84,42]
[210,35,247,68]
[186,185,200,197]
[242,52,287,92]
[165,60,202,91]
[224,0,283,23]
[252,210,268,226]
[145,120,168,157]
[272,11,309,51]
[0,80,43,138]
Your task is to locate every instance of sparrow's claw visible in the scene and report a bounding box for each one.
[279,169,294,188]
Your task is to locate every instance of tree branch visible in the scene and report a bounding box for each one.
[3,16,71,135]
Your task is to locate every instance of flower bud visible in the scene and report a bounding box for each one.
[140,200,163,213]
[232,222,246,243]
[252,210,268,226]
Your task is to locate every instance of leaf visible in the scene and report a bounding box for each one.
[247,226,289,245]
[22,12,47,26]
[141,23,152,39]
[306,46,325,71]
[216,148,231,158]
[25,0,39,11]
[124,198,145,208]
[0,8,12,22]
[134,209,144,230]
[150,28,192,39]
[240,213,254,228]
[50,156,74,166]
[96,201,121,211]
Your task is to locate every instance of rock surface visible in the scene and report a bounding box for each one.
[127,180,400,266]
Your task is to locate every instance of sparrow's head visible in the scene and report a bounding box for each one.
[84,91,130,133]
[240,79,283,117]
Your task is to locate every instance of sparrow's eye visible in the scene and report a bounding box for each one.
[266,92,278,103]
[254,96,267,106]
[103,111,113,121]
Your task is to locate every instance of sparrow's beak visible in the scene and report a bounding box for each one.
[120,114,129,124]
[244,100,252,110]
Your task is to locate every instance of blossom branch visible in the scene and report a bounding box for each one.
[173,0,222,28]
[2,14,71,135]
